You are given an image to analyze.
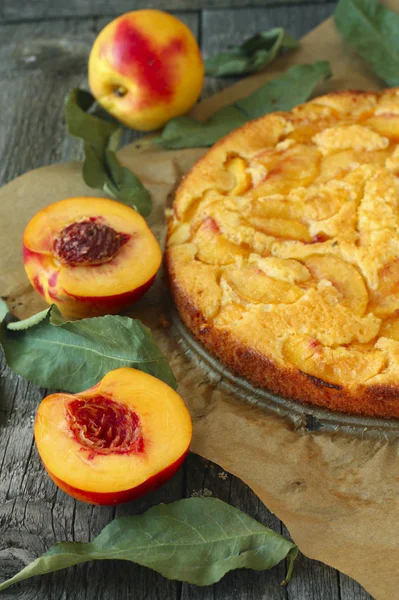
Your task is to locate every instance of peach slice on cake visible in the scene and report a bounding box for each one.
[247,216,313,242]
[191,216,248,265]
[283,335,384,385]
[248,197,304,220]
[304,255,368,316]
[23,197,162,319]
[251,144,320,197]
[366,115,399,140]
[223,264,302,304]
[226,156,251,195]
[379,316,399,341]
[34,368,192,505]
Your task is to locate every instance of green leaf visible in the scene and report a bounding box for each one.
[0,299,8,323]
[153,61,332,149]
[205,27,299,77]
[156,105,247,150]
[0,306,176,392]
[0,498,298,591]
[335,0,399,86]
[7,308,49,331]
[237,61,332,118]
[65,88,120,150]
[104,150,152,217]
[82,143,110,189]
[65,88,152,216]
[81,145,151,216]
[48,306,66,326]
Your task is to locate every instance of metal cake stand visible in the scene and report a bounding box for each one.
[170,307,399,441]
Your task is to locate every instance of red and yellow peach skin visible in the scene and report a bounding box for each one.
[88,10,204,131]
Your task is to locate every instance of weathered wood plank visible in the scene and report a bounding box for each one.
[0,13,198,600]
[201,3,336,98]
[339,573,373,600]
[280,523,372,599]
[0,19,93,186]
[283,538,340,600]
[1,0,337,24]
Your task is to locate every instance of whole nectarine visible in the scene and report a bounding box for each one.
[88,10,204,131]
[23,197,162,319]
[34,368,192,505]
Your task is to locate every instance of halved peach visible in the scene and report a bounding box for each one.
[34,368,192,505]
[23,197,162,318]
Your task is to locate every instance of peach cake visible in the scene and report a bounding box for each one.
[166,89,399,418]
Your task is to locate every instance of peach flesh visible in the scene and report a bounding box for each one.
[45,453,188,505]
[47,394,185,505]
[34,368,192,505]
[23,197,162,318]
[23,245,156,317]
[58,277,156,314]
[24,247,157,319]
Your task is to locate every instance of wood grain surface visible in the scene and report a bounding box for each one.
[0,3,373,599]
[0,0,336,23]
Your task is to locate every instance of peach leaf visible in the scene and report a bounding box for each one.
[0,498,298,591]
[65,88,151,216]
[0,305,176,392]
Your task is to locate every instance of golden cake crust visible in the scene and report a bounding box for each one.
[166,89,399,419]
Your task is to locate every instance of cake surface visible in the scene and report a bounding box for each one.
[166,89,399,418]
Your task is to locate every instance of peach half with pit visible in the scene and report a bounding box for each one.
[23,197,162,319]
[34,368,192,505]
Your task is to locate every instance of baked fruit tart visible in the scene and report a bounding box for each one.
[166,89,399,418]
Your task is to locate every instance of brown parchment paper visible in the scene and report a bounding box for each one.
[2,7,399,599]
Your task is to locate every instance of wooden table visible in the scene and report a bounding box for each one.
[0,1,373,598]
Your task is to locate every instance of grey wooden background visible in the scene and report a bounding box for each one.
[0,1,374,599]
